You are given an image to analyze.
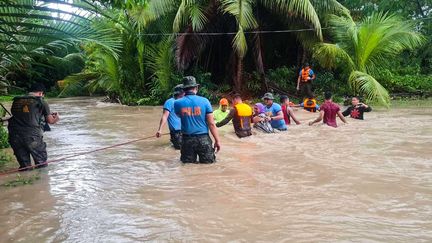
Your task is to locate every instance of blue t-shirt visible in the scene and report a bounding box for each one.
[163,97,181,132]
[265,103,287,130]
[174,93,213,135]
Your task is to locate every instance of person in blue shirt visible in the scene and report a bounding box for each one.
[156,84,185,149]
[262,92,287,131]
[174,76,221,163]
[296,63,316,99]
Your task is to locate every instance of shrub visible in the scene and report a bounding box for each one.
[0,127,9,149]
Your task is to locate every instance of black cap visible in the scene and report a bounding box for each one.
[29,83,46,93]
[182,76,199,89]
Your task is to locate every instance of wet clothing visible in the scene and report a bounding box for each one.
[174,92,213,135]
[163,97,181,132]
[174,92,215,163]
[300,98,320,112]
[8,95,50,169]
[9,134,47,169]
[181,134,215,163]
[282,105,291,125]
[8,96,50,136]
[170,130,182,150]
[342,105,372,120]
[320,101,341,128]
[253,114,275,133]
[216,103,253,138]
[264,103,287,131]
[213,107,230,123]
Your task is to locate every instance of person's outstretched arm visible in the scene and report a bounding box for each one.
[287,107,301,125]
[156,110,170,137]
[309,110,324,126]
[207,114,221,152]
[342,107,351,117]
[216,109,234,127]
[337,111,348,124]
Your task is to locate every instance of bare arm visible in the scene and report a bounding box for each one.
[271,110,284,121]
[46,113,59,124]
[337,111,348,124]
[309,110,324,126]
[297,76,301,90]
[206,113,221,153]
[156,110,170,137]
[287,107,301,125]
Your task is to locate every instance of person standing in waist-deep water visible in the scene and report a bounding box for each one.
[216,94,253,138]
[156,84,185,149]
[342,96,372,120]
[296,63,316,99]
[280,95,301,125]
[252,103,275,133]
[309,91,347,128]
[213,98,230,123]
[174,76,221,163]
[262,93,287,131]
[8,83,60,171]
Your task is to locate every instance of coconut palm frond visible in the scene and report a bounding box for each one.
[313,43,354,70]
[349,71,390,106]
[260,0,322,39]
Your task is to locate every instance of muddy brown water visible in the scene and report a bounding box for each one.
[0,97,431,242]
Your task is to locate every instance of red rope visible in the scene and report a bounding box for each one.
[0,133,169,177]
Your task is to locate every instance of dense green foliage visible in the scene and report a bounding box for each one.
[0,0,430,105]
[0,127,9,149]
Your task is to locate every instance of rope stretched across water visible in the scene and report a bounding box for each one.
[0,133,169,177]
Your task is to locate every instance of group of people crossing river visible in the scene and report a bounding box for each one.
[4,63,371,169]
[156,73,372,164]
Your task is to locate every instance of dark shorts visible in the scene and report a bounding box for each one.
[9,133,47,170]
[170,130,182,150]
[181,134,215,164]
[300,82,313,98]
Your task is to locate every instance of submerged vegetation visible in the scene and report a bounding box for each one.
[0,0,431,106]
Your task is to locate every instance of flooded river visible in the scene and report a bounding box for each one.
[0,97,431,242]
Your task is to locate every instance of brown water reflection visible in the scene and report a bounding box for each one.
[0,97,431,242]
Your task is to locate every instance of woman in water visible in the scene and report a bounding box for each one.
[252,103,275,133]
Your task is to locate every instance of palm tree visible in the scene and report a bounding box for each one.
[313,12,424,105]
[154,0,349,92]
[0,0,122,76]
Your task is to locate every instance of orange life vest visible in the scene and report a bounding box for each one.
[301,68,311,82]
[303,98,317,112]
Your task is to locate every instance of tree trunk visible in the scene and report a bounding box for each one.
[234,56,243,93]
[252,33,269,91]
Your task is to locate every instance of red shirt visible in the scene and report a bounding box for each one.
[281,105,291,125]
[320,101,340,128]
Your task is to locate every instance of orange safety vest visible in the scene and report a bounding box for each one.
[303,98,317,112]
[301,68,312,82]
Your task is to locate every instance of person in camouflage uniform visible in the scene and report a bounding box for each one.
[8,83,60,171]
[174,76,221,163]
